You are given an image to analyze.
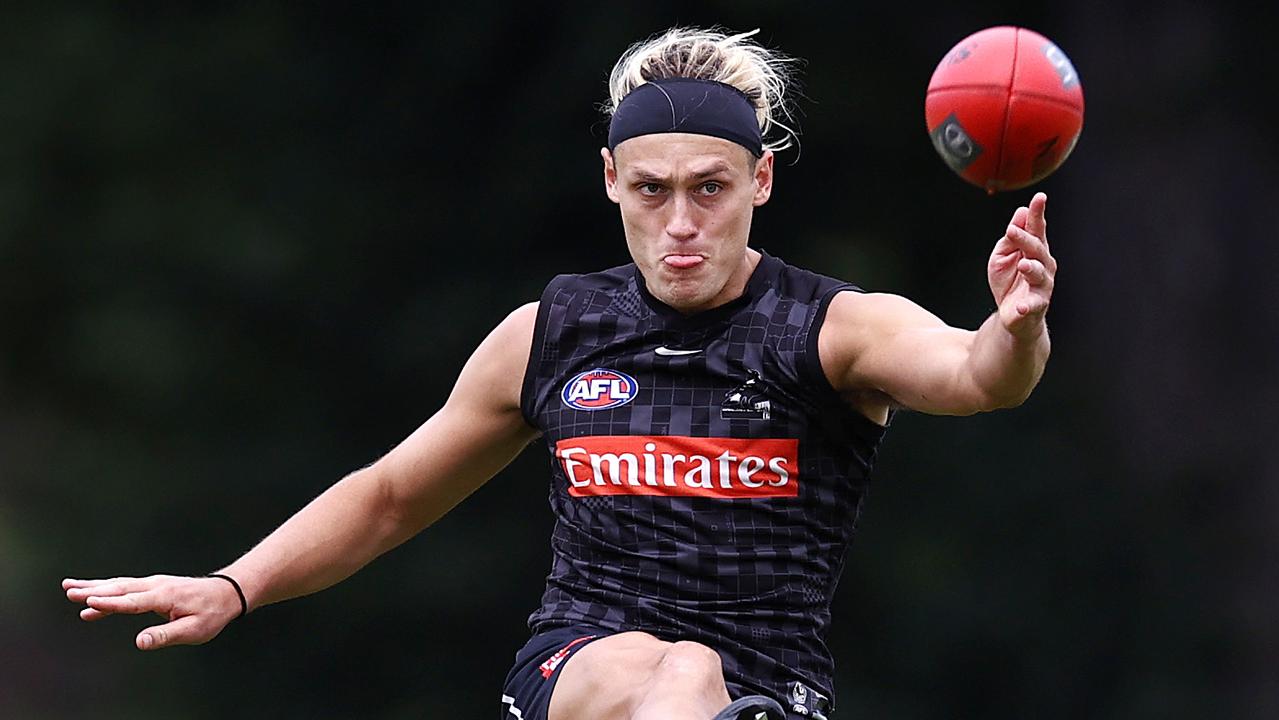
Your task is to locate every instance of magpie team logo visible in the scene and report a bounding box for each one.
[722,370,771,421]
[562,368,638,411]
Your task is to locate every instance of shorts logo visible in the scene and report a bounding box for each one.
[790,680,830,719]
[555,435,800,499]
[539,635,596,679]
[561,368,638,411]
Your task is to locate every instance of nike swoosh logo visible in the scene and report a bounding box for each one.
[654,346,703,357]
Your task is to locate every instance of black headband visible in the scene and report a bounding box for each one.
[607,78,763,157]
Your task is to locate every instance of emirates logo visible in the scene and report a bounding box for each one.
[555,435,799,499]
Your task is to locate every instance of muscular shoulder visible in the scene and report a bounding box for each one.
[449,302,538,415]
[824,291,936,333]
[819,290,992,418]
[818,291,946,392]
[490,301,538,370]
[499,301,539,341]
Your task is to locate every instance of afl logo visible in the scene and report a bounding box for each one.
[562,368,638,411]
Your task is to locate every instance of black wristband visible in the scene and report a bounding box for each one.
[207,573,248,619]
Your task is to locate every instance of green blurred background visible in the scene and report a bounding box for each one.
[4,2,1276,718]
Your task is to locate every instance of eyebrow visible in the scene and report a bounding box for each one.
[627,163,736,183]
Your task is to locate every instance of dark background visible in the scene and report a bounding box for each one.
[5,2,1276,718]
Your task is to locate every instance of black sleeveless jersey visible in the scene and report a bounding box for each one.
[519,251,887,711]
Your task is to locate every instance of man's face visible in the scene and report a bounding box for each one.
[603,133,774,313]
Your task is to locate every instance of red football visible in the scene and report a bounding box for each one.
[925,26,1084,193]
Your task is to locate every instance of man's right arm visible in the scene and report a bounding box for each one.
[63,302,541,650]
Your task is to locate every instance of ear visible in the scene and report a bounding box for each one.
[601,147,620,204]
[752,149,775,207]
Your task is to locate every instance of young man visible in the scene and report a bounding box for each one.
[64,28,1055,720]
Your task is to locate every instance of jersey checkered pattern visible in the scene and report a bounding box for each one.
[520,252,886,711]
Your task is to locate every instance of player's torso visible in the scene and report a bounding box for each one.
[520,252,885,708]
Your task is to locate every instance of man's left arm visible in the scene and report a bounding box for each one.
[819,192,1055,415]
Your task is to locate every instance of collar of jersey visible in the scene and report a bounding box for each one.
[633,249,779,327]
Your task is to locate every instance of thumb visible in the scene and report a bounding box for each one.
[136,615,211,651]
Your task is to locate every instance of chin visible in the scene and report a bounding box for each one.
[655,280,718,312]
[644,258,729,310]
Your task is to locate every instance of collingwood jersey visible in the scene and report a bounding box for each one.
[519,250,886,712]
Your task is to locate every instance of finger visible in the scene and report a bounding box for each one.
[1014,296,1049,317]
[990,227,1028,258]
[1026,192,1048,240]
[86,590,169,616]
[67,579,153,602]
[1004,294,1049,323]
[63,577,137,590]
[1005,225,1056,270]
[1012,286,1051,315]
[80,607,109,622]
[138,615,206,651]
[1017,258,1053,288]
[1009,204,1029,230]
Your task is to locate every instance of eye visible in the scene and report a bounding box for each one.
[700,182,723,195]
[638,183,664,196]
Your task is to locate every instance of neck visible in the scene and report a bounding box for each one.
[716,247,763,306]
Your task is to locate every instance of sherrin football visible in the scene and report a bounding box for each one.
[925,26,1084,193]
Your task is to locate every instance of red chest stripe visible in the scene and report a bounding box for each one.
[554,435,799,499]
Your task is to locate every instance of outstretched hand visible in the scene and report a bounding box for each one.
[988,192,1056,339]
[62,575,243,650]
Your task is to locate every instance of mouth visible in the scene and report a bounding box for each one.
[662,253,705,269]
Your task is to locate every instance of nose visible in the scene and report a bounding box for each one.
[665,194,698,241]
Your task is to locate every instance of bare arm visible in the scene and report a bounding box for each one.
[819,193,1055,416]
[64,302,540,649]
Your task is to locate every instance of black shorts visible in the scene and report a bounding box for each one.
[499,625,605,720]
[498,625,826,719]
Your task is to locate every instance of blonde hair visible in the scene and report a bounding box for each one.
[605,27,801,153]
